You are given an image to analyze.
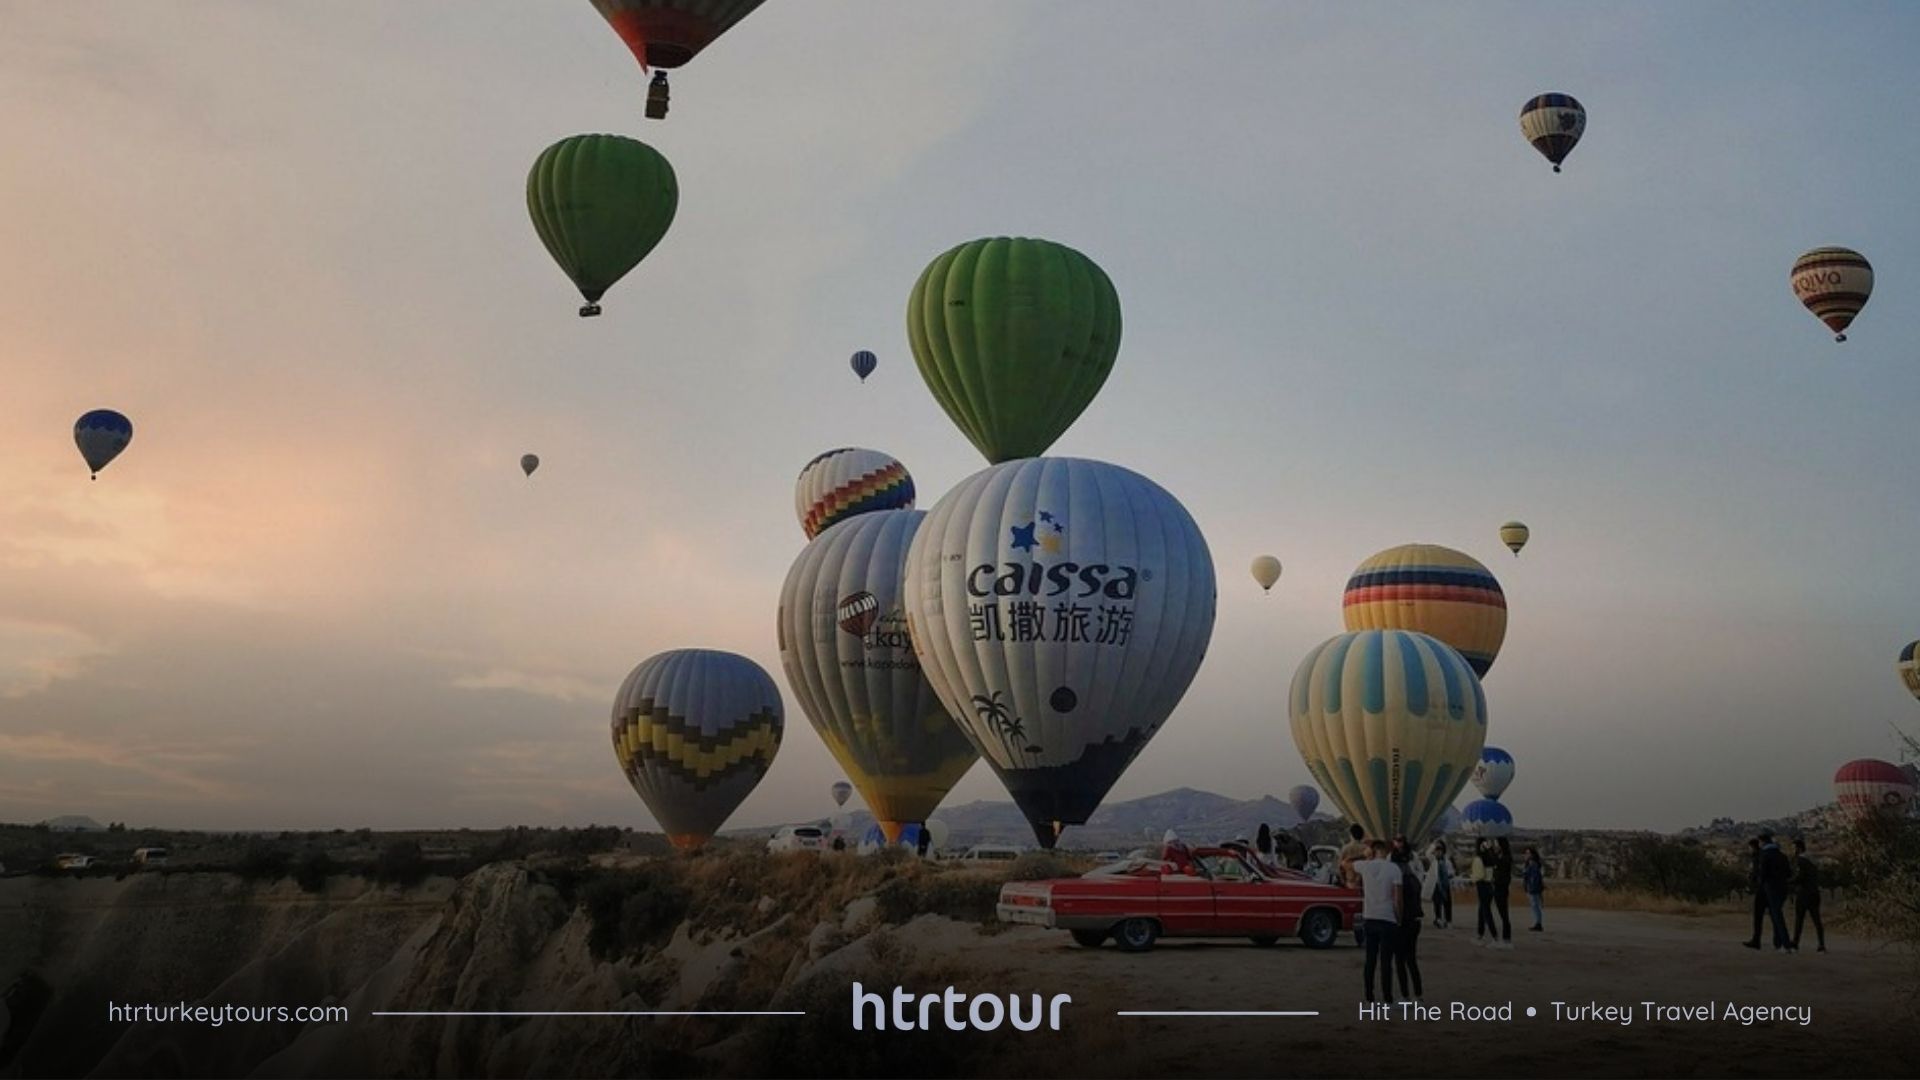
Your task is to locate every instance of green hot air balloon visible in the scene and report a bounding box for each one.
[906,237,1120,463]
[527,134,678,317]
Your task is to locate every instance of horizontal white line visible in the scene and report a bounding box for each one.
[370,1011,805,1018]
[1117,1010,1320,1017]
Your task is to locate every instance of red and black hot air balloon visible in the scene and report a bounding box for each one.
[591,0,766,119]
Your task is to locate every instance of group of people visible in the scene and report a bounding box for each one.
[1742,832,1825,954]
[1333,825,1549,1003]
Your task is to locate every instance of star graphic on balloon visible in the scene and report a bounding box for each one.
[1038,511,1054,523]
[1009,522,1038,552]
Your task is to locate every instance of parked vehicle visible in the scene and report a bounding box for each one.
[957,845,1022,863]
[131,847,171,868]
[766,824,827,854]
[53,853,95,871]
[997,838,1362,952]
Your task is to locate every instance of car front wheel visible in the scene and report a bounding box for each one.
[1113,917,1160,953]
[1298,909,1339,950]
[1070,929,1107,948]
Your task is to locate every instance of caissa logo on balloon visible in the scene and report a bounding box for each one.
[964,512,1142,647]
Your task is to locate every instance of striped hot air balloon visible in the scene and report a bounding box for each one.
[1471,746,1515,800]
[1791,247,1873,342]
[610,649,783,852]
[1519,93,1585,172]
[850,350,878,382]
[1498,521,1529,556]
[1343,544,1508,677]
[794,448,915,540]
[1289,629,1488,845]
[1899,641,1920,703]
[1460,798,1514,838]
[1833,759,1915,825]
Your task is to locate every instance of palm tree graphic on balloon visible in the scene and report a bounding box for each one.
[971,691,1043,757]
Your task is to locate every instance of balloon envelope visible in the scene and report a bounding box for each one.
[850,350,877,382]
[1343,544,1508,677]
[906,237,1120,464]
[1471,746,1515,799]
[527,134,677,314]
[74,409,133,478]
[794,448,915,540]
[1833,758,1914,824]
[1791,247,1872,342]
[1460,798,1514,837]
[1519,92,1585,171]
[779,510,978,841]
[905,457,1216,846]
[830,780,852,807]
[520,453,540,477]
[610,649,783,851]
[1437,805,1466,835]
[591,0,764,70]
[1900,641,1920,703]
[1498,522,1529,556]
[1251,555,1283,592]
[1287,784,1319,822]
[1289,629,1488,844]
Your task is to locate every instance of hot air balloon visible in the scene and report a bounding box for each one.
[906,237,1120,464]
[1438,804,1466,835]
[610,649,783,852]
[527,134,678,317]
[1791,248,1872,343]
[779,510,979,843]
[1899,641,1920,703]
[926,818,951,853]
[1471,746,1515,800]
[1459,798,1514,838]
[73,410,133,480]
[1287,784,1320,823]
[520,453,540,477]
[830,780,852,807]
[1251,555,1283,592]
[591,0,765,119]
[1833,759,1915,824]
[1519,93,1585,173]
[1498,522,1529,556]
[1343,544,1508,677]
[1289,629,1487,844]
[904,457,1217,847]
[850,350,877,382]
[794,448,915,540]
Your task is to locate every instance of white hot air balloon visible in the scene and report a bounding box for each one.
[1251,555,1282,592]
[904,457,1217,847]
[1471,747,1515,800]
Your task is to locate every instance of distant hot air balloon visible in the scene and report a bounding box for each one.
[850,350,878,382]
[74,410,133,480]
[520,453,540,477]
[610,649,783,852]
[1343,544,1508,677]
[1833,759,1915,824]
[1471,746,1515,800]
[590,0,766,119]
[794,448,915,540]
[1438,804,1466,835]
[1791,247,1873,342]
[1519,93,1585,173]
[1899,641,1920,703]
[1498,522,1529,556]
[904,457,1216,847]
[1251,555,1283,592]
[906,237,1120,464]
[1289,629,1488,844]
[830,780,852,807]
[1460,798,1514,838]
[925,817,951,853]
[780,510,978,843]
[527,134,678,317]
[1287,784,1320,823]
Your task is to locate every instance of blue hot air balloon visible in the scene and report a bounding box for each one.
[850,350,878,382]
[1471,747,1515,800]
[1460,798,1513,838]
[74,410,133,479]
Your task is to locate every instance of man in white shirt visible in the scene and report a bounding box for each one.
[1353,839,1402,1003]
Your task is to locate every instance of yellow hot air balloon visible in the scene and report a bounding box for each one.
[1498,522,1529,556]
[1342,544,1507,677]
[1250,555,1282,592]
[1289,630,1488,843]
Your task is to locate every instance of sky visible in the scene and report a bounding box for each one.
[2,1,1918,834]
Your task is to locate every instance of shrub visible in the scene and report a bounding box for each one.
[371,840,429,887]
[292,848,336,893]
[236,843,291,881]
[582,864,691,961]
[1601,836,1744,903]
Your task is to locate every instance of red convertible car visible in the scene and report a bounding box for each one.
[997,840,1363,952]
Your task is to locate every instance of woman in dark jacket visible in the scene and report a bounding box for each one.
[1390,847,1424,1002]
[1491,836,1515,948]
[1522,847,1546,931]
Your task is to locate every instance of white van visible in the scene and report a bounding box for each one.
[54,853,95,871]
[766,824,826,854]
[957,845,1022,863]
[132,847,171,868]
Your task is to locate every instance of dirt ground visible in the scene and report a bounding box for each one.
[919,907,1917,1078]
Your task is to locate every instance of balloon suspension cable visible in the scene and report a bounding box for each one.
[579,302,602,318]
[646,71,670,120]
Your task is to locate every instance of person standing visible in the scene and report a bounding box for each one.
[1353,840,1402,1003]
[1338,824,1369,890]
[1491,836,1515,949]
[1391,846,1425,1003]
[1758,831,1792,952]
[1522,847,1546,931]
[1469,841,1495,946]
[1426,840,1455,929]
[1741,837,1766,949]
[1256,823,1274,862]
[1790,838,1825,953]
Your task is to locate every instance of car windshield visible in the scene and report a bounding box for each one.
[794,828,822,838]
